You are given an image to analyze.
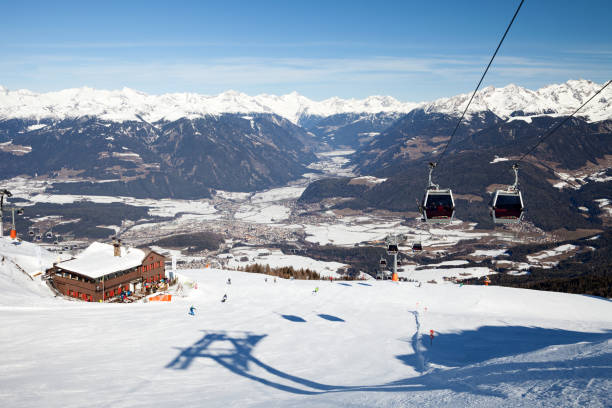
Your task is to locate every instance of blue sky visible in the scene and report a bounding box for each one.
[0,0,610,100]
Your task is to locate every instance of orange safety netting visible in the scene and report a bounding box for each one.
[149,294,172,302]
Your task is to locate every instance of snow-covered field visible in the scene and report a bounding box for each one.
[235,203,291,224]
[0,237,64,277]
[526,244,578,268]
[1,240,611,408]
[400,265,494,283]
[222,247,347,278]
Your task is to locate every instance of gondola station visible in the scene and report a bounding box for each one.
[46,239,166,302]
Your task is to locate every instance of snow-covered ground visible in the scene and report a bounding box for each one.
[235,203,291,224]
[398,262,494,284]
[471,249,508,257]
[0,256,610,408]
[526,244,578,268]
[0,237,63,277]
[222,247,347,278]
[306,150,356,177]
[250,186,307,203]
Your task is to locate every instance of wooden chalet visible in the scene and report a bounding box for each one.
[47,240,166,302]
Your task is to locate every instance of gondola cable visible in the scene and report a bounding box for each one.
[420,0,525,223]
[435,0,525,165]
[515,80,611,165]
[489,80,611,224]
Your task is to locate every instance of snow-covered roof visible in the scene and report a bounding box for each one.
[55,242,145,279]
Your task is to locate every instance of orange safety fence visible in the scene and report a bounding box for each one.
[148,294,172,302]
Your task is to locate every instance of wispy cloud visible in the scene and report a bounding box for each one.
[0,54,608,100]
[3,40,433,50]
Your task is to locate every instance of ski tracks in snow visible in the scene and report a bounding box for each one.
[410,310,430,374]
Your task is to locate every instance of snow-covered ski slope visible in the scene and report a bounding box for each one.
[1,262,611,407]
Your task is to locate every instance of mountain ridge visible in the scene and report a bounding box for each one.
[1,79,610,124]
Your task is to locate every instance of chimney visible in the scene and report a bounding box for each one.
[112,237,121,257]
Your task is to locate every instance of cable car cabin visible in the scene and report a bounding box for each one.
[46,232,53,239]
[387,244,399,255]
[412,242,423,251]
[422,189,455,223]
[379,258,387,267]
[491,190,524,224]
[28,230,34,236]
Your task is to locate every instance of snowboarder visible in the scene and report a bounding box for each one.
[312,286,319,294]
[430,329,435,345]
[189,305,197,316]
[221,294,228,303]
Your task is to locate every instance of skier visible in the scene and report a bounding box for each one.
[189,305,197,316]
[312,286,319,294]
[274,277,277,283]
[430,329,435,345]
[227,278,232,285]
[221,294,228,303]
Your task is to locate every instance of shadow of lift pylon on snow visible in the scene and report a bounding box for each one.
[165,329,612,399]
[165,331,340,394]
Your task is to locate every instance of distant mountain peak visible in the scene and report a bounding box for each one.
[0,79,609,124]
[425,79,611,122]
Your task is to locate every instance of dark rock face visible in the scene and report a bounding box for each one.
[301,115,612,231]
[299,112,404,150]
[0,114,317,198]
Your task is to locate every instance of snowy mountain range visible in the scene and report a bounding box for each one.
[0,79,610,124]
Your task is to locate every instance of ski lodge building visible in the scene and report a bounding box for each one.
[47,240,166,302]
